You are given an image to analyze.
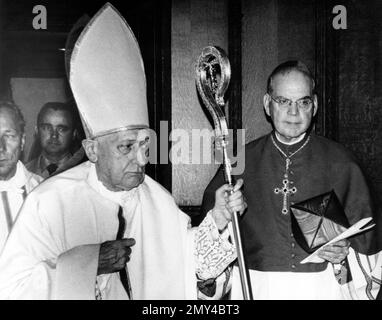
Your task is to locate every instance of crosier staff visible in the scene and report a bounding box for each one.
[195,46,253,300]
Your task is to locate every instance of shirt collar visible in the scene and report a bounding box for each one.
[272,131,310,157]
[39,153,72,172]
[275,132,306,145]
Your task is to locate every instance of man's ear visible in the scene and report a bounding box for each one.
[312,94,318,117]
[20,133,26,152]
[263,93,271,117]
[82,139,98,163]
[72,128,78,140]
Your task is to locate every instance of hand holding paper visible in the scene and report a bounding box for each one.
[316,239,350,264]
[288,190,375,264]
[300,217,375,264]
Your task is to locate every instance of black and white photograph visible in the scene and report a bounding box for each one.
[0,0,381,306]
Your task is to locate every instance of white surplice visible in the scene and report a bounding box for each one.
[230,265,344,300]
[0,161,234,300]
[230,252,382,300]
[229,216,381,300]
[0,161,42,252]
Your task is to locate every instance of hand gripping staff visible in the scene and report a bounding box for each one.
[195,46,253,300]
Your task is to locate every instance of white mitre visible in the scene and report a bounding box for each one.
[69,3,149,138]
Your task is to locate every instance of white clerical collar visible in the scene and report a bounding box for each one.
[275,132,306,145]
[87,162,138,207]
[0,161,27,193]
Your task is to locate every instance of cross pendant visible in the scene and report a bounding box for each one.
[274,178,297,215]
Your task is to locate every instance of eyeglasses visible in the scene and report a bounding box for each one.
[270,95,313,111]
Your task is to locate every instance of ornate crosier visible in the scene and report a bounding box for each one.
[196,46,253,300]
[271,135,310,215]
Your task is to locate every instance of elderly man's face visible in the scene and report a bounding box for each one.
[0,108,25,180]
[38,109,75,158]
[95,129,150,192]
[264,70,317,143]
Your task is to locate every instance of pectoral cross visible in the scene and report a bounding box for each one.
[270,136,311,215]
[274,158,297,215]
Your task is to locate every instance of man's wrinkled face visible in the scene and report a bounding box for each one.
[38,109,75,157]
[264,70,317,143]
[0,108,25,180]
[96,129,150,192]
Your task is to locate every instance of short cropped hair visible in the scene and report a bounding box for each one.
[0,100,26,134]
[37,101,77,127]
[267,60,315,94]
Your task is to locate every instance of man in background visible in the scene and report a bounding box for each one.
[0,101,42,251]
[26,101,86,179]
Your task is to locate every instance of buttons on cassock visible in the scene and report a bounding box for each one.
[291,240,296,267]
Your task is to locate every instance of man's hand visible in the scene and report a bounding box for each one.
[97,238,136,275]
[317,239,350,264]
[211,178,247,231]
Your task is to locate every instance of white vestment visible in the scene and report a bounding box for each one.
[231,265,343,300]
[231,254,382,300]
[227,224,382,300]
[0,161,42,252]
[0,161,234,300]
[340,248,382,300]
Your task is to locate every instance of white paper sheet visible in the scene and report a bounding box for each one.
[300,217,375,264]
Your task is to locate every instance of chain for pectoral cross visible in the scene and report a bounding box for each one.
[274,158,297,215]
[271,135,310,215]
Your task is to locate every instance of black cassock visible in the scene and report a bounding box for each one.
[199,132,382,274]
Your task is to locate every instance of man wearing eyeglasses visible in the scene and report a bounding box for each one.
[200,60,382,299]
[26,101,86,179]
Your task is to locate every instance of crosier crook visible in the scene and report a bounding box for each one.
[195,46,253,300]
